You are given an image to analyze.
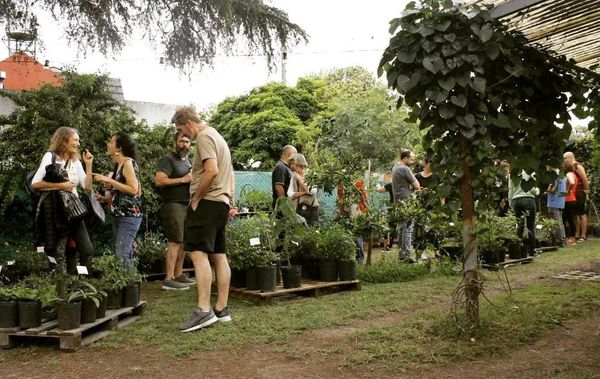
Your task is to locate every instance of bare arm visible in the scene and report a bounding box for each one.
[576,165,589,191]
[32,180,74,192]
[411,180,421,192]
[154,171,192,187]
[275,183,286,198]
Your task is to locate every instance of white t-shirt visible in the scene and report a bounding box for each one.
[31,152,87,196]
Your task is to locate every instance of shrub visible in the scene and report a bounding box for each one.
[238,188,272,212]
[226,213,277,270]
[357,256,460,283]
[136,232,167,274]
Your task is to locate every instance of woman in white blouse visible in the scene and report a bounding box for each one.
[31,127,94,273]
[287,153,319,224]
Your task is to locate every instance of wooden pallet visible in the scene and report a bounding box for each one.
[0,301,146,351]
[228,280,361,305]
[482,256,534,270]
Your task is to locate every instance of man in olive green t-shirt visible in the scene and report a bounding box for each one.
[173,106,233,332]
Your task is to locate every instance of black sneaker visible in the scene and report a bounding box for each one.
[213,306,232,322]
[179,309,218,332]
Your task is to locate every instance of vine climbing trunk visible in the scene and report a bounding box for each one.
[458,135,480,328]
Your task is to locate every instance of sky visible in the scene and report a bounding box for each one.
[0,1,410,110]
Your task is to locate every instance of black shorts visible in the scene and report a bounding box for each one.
[574,191,587,216]
[184,199,229,254]
[160,202,187,243]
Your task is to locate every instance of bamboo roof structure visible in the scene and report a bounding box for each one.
[467,0,600,75]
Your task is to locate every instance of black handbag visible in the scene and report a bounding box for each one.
[59,190,88,223]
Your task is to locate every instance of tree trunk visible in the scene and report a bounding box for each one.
[366,232,373,265]
[459,136,480,328]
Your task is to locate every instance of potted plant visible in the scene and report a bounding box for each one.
[0,285,18,328]
[238,188,272,212]
[536,216,559,247]
[122,265,143,308]
[351,208,388,265]
[12,249,50,282]
[272,197,307,289]
[478,211,518,264]
[288,225,321,280]
[332,231,358,281]
[93,255,128,309]
[316,225,353,282]
[136,232,168,275]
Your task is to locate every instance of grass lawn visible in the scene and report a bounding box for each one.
[91,239,600,364]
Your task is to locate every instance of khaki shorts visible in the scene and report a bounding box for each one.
[160,202,188,243]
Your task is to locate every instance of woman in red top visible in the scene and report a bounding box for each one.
[562,161,578,245]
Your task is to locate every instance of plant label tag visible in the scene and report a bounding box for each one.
[37,246,45,253]
[536,224,543,230]
[291,240,299,246]
[48,256,57,264]
[249,237,261,246]
[0,265,2,273]
[76,265,89,275]
[7,260,15,266]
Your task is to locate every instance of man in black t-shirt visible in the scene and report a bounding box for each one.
[155,133,195,291]
[271,144,297,209]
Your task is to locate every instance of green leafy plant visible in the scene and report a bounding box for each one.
[318,224,356,262]
[11,249,50,280]
[12,274,57,307]
[93,254,129,291]
[226,213,278,270]
[536,216,559,244]
[0,285,16,301]
[238,188,272,212]
[477,211,518,254]
[66,280,106,307]
[136,232,167,275]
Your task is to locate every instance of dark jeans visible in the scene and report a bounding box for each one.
[513,197,536,252]
[563,201,577,238]
[56,220,94,274]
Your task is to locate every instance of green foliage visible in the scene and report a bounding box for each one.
[535,216,558,243]
[210,82,320,169]
[477,211,518,253]
[316,224,356,262]
[0,1,307,73]
[12,274,57,306]
[92,254,129,291]
[8,249,50,281]
[379,1,586,214]
[351,208,389,241]
[388,196,427,226]
[0,284,16,301]
[357,256,460,283]
[226,213,278,270]
[136,232,167,275]
[238,188,272,212]
[66,280,106,307]
[0,72,180,244]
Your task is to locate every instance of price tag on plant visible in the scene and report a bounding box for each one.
[48,256,57,264]
[536,224,543,230]
[249,237,261,246]
[291,240,299,246]
[37,246,45,253]
[76,265,89,275]
[7,260,14,266]
[0,265,2,273]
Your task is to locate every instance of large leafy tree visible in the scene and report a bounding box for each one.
[305,67,417,193]
[379,0,585,326]
[209,82,321,169]
[0,0,307,72]
[0,71,172,241]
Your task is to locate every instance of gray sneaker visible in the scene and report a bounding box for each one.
[179,309,218,332]
[175,273,196,285]
[212,306,232,322]
[162,278,190,291]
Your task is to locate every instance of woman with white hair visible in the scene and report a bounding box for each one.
[287,153,319,224]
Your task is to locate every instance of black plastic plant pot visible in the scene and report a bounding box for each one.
[319,261,338,282]
[80,298,97,324]
[301,259,320,280]
[337,261,357,281]
[281,265,302,289]
[96,295,107,319]
[230,269,246,289]
[245,268,259,290]
[17,300,42,329]
[257,265,277,293]
[122,284,140,308]
[58,301,81,330]
[508,242,521,259]
[106,289,123,310]
[481,249,499,265]
[0,300,19,328]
